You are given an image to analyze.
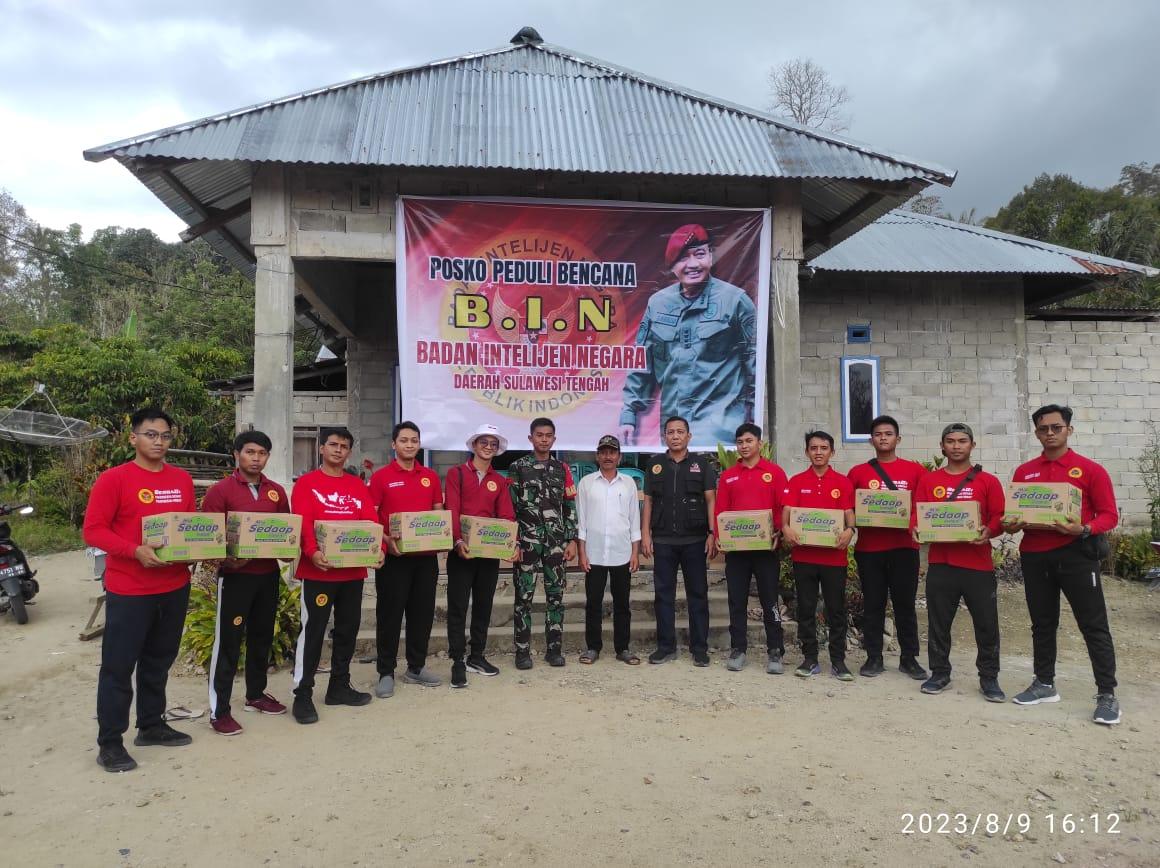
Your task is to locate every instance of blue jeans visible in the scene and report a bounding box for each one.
[652,541,709,655]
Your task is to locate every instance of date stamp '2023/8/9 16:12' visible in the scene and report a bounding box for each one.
[901,812,1122,836]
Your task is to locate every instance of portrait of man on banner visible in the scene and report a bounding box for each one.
[619,223,757,446]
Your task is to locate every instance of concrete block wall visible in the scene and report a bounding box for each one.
[1028,319,1160,528]
[346,337,394,471]
[235,391,349,432]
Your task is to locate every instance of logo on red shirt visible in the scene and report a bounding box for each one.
[830,488,840,499]
[138,488,155,504]
[486,480,498,492]
[762,472,773,483]
[1068,467,1083,479]
[267,489,280,502]
[421,477,431,487]
[868,479,881,490]
[933,485,947,499]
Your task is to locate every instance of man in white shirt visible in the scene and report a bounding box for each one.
[577,435,642,664]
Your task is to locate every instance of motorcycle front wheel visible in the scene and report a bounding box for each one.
[9,594,27,624]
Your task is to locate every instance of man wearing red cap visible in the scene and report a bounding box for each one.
[620,223,757,447]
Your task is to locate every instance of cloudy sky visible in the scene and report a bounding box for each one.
[1,0,1156,240]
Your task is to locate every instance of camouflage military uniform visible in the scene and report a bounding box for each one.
[508,455,577,657]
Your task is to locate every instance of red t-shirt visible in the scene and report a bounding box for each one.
[369,460,443,554]
[782,466,855,567]
[82,461,197,595]
[714,458,788,533]
[913,467,1005,572]
[201,470,291,575]
[292,468,381,582]
[1012,449,1118,553]
[846,458,924,552]
[443,461,516,543]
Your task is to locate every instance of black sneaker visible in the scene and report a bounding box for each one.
[451,660,467,689]
[292,695,319,724]
[97,743,137,773]
[1092,693,1121,725]
[515,651,533,670]
[794,659,821,678]
[832,662,854,682]
[859,656,885,677]
[545,651,566,667]
[133,722,192,747]
[692,651,710,667]
[324,682,373,706]
[466,655,500,677]
[921,674,951,695]
[980,676,1006,703]
[648,648,677,664]
[899,657,928,680]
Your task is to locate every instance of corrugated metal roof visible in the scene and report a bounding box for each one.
[809,210,1160,276]
[85,41,954,184]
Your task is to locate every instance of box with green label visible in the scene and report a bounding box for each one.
[460,515,519,560]
[226,512,303,559]
[314,520,384,567]
[716,509,774,552]
[787,507,844,548]
[915,501,981,543]
[854,489,911,529]
[388,510,454,553]
[141,512,227,562]
[1004,482,1081,528]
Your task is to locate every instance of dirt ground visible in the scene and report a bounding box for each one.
[2,550,1158,868]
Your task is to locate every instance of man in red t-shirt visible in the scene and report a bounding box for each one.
[781,431,855,681]
[1003,404,1121,725]
[846,415,927,681]
[368,421,444,698]
[911,423,1006,703]
[201,430,291,735]
[444,423,517,688]
[83,407,197,773]
[714,423,788,674]
[289,427,384,725]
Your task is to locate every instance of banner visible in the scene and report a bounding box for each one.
[397,196,770,452]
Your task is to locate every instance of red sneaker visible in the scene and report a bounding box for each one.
[244,693,287,715]
[211,713,243,736]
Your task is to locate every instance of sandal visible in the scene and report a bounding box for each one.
[579,649,599,664]
[615,650,641,665]
[162,705,205,721]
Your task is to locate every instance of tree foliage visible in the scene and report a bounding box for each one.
[766,58,851,133]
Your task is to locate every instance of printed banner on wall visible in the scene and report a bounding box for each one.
[397,196,770,452]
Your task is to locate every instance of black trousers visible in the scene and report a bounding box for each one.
[208,570,280,718]
[97,584,191,748]
[584,563,631,653]
[725,551,784,654]
[1021,540,1117,693]
[925,564,1000,679]
[854,548,921,659]
[293,578,363,698]
[375,554,438,676]
[653,541,709,655]
[793,562,847,663]
[446,549,500,661]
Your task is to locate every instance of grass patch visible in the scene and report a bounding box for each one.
[8,515,84,556]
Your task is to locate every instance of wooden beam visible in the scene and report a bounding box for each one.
[294,271,355,339]
[156,168,256,264]
[178,199,251,243]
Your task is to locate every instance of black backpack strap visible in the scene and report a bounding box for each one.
[867,458,898,491]
[948,464,982,501]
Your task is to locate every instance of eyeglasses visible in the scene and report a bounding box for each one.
[476,439,500,449]
[1035,424,1067,435]
[134,430,174,442]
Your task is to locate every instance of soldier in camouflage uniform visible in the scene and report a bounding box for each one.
[508,417,578,669]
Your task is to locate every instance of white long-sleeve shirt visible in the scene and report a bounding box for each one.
[576,471,641,567]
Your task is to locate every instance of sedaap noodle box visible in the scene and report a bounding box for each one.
[915,501,981,543]
[142,512,227,562]
[387,510,454,554]
[225,512,303,560]
[314,520,384,567]
[460,515,519,560]
[854,489,911,529]
[716,509,774,552]
[1004,482,1082,528]
[787,507,844,548]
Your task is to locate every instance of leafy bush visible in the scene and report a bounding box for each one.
[992,536,1024,584]
[716,440,775,471]
[1106,531,1160,582]
[1139,423,1160,540]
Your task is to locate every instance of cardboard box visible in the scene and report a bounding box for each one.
[460,515,519,560]
[1004,482,1082,527]
[387,510,454,554]
[915,501,981,543]
[787,507,845,548]
[225,512,303,560]
[314,520,384,568]
[141,512,227,562]
[716,509,774,552]
[854,489,911,529]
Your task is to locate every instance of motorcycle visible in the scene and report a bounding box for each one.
[0,504,39,624]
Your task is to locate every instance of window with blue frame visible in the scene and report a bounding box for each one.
[841,356,880,442]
